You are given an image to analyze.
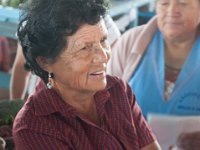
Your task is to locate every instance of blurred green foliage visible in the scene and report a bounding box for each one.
[0,99,24,126]
[0,0,27,8]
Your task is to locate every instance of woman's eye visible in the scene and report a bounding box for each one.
[80,45,90,50]
[160,2,169,6]
[100,39,108,46]
[157,0,169,6]
[100,39,105,43]
[80,45,92,51]
[179,1,187,5]
[80,47,87,50]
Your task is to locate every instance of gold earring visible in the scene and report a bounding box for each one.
[47,73,54,89]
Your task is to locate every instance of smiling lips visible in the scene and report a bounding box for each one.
[168,22,181,25]
[90,71,106,79]
[165,20,182,25]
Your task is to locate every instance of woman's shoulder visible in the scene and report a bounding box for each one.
[123,25,146,38]
[12,98,36,134]
[113,16,158,49]
[115,25,146,48]
[13,82,52,135]
[13,93,58,137]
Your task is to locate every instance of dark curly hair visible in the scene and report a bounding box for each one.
[18,0,109,83]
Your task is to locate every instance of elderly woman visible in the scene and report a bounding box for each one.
[12,0,160,150]
[108,0,200,149]
[9,15,120,100]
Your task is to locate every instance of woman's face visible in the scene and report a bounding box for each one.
[156,0,200,40]
[48,20,110,94]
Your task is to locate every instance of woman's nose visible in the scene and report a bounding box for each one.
[167,2,181,16]
[92,43,110,64]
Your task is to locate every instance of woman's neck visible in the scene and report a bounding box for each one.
[164,33,197,69]
[54,83,96,112]
[55,85,100,125]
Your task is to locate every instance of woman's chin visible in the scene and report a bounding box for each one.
[88,78,107,92]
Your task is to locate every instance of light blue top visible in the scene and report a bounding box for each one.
[129,30,200,117]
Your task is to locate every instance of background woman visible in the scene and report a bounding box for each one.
[108,0,200,149]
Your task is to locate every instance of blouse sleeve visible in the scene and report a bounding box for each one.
[126,82,156,148]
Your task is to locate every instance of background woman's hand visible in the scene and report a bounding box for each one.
[176,131,200,150]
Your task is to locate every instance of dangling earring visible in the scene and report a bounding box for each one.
[47,72,54,89]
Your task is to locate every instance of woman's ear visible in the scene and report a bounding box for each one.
[36,56,52,72]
